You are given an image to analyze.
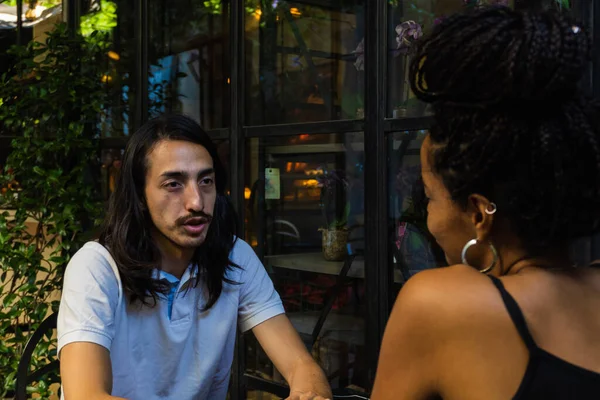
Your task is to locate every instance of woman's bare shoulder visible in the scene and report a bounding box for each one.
[373,265,509,399]
[398,265,498,305]
[389,265,505,337]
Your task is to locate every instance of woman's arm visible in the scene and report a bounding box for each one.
[370,272,444,400]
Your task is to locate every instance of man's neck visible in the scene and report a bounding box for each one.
[160,251,194,279]
[153,234,194,279]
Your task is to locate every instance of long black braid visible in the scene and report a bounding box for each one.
[409,6,600,251]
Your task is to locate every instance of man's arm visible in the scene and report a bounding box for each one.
[60,342,126,400]
[252,314,332,400]
[57,244,123,400]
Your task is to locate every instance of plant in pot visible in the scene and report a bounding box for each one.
[316,169,350,261]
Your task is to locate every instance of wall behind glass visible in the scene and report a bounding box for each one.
[245,0,365,125]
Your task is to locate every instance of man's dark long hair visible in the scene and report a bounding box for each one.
[98,114,239,310]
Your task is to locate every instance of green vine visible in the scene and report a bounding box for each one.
[0,23,106,398]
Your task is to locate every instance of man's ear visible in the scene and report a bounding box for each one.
[467,194,495,241]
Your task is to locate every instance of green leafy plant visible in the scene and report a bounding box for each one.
[0,23,107,398]
[81,0,118,37]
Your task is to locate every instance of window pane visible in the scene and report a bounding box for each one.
[245,1,365,125]
[79,0,135,137]
[100,147,124,200]
[386,0,529,119]
[213,138,231,195]
[148,0,229,129]
[244,133,370,394]
[386,0,576,119]
[387,131,445,298]
[387,1,453,119]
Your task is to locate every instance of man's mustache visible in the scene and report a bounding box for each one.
[176,213,213,225]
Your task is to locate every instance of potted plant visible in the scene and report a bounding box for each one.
[317,169,350,261]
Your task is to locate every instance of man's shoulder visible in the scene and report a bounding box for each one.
[72,241,114,264]
[76,240,111,256]
[229,237,257,263]
[66,241,121,283]
[225,238,265,282]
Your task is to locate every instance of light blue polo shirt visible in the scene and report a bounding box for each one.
[57,239,285,400]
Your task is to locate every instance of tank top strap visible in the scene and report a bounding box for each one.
[489,275,537,350]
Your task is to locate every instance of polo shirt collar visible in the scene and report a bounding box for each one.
[152,264,199,287]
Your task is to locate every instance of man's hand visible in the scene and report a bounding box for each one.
[252,314,333,400]
[286,390,331,400]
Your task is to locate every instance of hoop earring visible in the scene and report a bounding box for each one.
[461,239,498,274]
[485,202,497,215]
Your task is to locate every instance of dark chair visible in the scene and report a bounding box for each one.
[15,312,60,400]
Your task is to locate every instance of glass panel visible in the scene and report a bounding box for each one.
[244,133,370,394]
[213,138,231,195]
[84,0,136,137]
[148,0,229,129]
[100,147,124,200]
[387,1,449,119]
[387,131,445,298]
[245,1,365,125]
[385,0,574,118]
[386,0,525,119]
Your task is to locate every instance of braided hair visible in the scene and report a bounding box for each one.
[409,6,600,251]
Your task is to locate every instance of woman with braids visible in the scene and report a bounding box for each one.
[371,6,600,400]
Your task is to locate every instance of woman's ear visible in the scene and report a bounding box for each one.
[468,194,495,240]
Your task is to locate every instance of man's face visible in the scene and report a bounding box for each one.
[144,139,217,252]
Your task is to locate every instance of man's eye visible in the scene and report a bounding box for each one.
[165,181,181,189]
[200,177,214,186]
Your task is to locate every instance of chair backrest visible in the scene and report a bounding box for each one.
[15,312,59,400]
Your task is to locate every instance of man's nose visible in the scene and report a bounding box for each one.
[185,184,204,212]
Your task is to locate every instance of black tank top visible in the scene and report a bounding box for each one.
[489,276,600,399]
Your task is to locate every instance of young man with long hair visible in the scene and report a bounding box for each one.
[57,114,332,400]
